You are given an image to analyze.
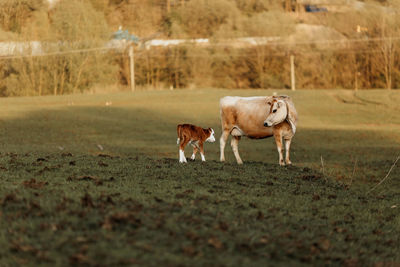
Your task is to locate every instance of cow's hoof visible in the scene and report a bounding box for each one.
[279,161,286,166]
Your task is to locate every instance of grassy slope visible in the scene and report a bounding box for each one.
[0,89,399,266]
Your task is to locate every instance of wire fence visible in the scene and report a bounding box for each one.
[1,35,400,59]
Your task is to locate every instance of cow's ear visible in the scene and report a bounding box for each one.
[285,100,297,134]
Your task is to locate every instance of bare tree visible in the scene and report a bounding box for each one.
[365,3,400,89]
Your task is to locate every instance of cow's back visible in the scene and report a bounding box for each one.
[220,96,274,138]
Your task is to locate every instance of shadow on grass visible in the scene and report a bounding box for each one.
[0,105,398,183]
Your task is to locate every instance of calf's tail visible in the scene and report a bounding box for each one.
[176,124,182,145]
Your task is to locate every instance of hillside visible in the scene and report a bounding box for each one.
[0,0,394,41]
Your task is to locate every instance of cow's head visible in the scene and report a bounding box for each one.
[206,128,216,142]
[263,99,288,127]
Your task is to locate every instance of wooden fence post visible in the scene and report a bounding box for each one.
[129,45,135,92]
[290,55,296,91]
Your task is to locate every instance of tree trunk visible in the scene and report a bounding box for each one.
[285,0,291,12]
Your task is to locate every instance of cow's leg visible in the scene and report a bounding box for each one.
[191,145,198,161]
[220,130,229,162]
[284,137,292,165]
[274,133,285,166]
[179,138,189,163]
[199,142,206,162]
[231,136,243,165]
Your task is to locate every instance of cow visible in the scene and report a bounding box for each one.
[219,95,298,166]
[177,124,216,163]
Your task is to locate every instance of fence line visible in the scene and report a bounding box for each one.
[1,35,400,59]
[0,48,390,61]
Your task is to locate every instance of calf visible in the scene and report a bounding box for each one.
[177,124,215,163]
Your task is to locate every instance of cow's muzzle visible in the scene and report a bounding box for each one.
[263,122,269,127]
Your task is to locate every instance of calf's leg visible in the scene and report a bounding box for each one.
[191,145,198,160]
[231,136,243,165]
[199,143,206,162]
[179,138,189,163]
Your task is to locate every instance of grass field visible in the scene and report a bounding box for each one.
[0,89,399,266]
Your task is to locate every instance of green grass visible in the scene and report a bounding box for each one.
[0,89,399,266]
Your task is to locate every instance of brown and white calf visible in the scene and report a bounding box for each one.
[177,124,216,163]
[219,95,298,166]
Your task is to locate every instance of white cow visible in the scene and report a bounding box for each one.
[219,95,298,165]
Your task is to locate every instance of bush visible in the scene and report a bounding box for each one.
[168,0,240,38]
[0,0,118,96]
[0,0,44,33]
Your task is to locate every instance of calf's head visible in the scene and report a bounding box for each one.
[205,128,216,142]
[263,99,287,127]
